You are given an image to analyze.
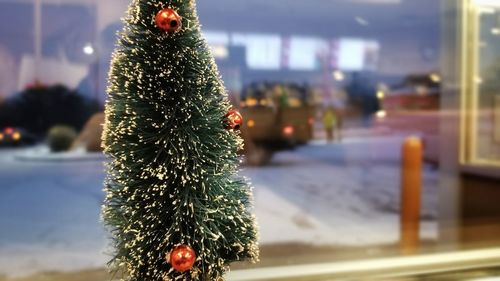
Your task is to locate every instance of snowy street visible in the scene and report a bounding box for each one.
[0,135,438,277]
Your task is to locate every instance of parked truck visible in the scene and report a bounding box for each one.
[239,82,315,165]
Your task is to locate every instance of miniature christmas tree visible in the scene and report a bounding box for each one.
[102,0,259,280]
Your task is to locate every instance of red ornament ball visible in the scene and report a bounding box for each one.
[155,8,182,33]
[168,245,196,272]
[224,110,243,130]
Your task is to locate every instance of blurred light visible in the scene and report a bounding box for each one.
[416,86,428,96]
[246,98,258,107]
[83,43,94,55]
[376,90,385,99]
[283,126,294,136]
[430,73,441,83]
[210,45,229,59]
[286,37,327,71]
[4,127,14,135]
[0,133,4,141]
[204,31,230,45]
[376,110,387,119]
[12,132,21,141]
[475,0,500,7]
[231,33,281,70]
[308,117,315,125]
[260,99,268,106]
[470,278,500,281]
[491,28,500,35]
[338,39,375,71]
[475,77,484,84]
[247,119,255,128]
[355,16,369,26]
[333,70,345,81]
[479,7,496,14]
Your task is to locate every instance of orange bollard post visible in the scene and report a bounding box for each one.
[400,137,423,255]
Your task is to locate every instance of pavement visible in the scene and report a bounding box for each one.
[0,134,438,277]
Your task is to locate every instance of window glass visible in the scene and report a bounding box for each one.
[0,0,499,280]
[469,4,500,164]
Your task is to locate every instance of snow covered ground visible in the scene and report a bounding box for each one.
[250,136,438,246]
[0,135,438,277]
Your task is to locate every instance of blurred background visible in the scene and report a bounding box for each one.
[0,0,499,280]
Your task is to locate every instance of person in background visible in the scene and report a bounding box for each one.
[323,107,340,142]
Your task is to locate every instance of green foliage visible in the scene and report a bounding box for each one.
[0,85,101,137]
[47,125,77,152]
[102,1,259,280]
